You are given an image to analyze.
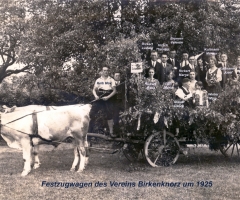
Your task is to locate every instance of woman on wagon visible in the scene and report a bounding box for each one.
[205,57,222,94]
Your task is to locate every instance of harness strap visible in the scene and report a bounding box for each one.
[32,111,38,136]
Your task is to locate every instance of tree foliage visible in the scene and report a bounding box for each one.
[1,0,240,106]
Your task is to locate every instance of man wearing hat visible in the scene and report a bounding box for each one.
[175,78,194,108]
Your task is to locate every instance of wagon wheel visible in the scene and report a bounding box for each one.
[144,131,180,167]
[123,143,144,162]
[219,136,240,158]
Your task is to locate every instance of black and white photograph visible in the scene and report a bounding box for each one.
[1,0,240,199]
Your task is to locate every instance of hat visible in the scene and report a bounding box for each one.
[182,78,190,84]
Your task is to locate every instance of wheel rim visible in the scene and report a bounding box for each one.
[144,131,180,167]
[219,140,240,158]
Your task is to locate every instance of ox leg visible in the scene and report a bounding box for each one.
[84,137,89,167]
[21,138,32,176]
[33,145,41,169]
[77,147,86,172]
[70,146,79,171]
[77,140,86,173]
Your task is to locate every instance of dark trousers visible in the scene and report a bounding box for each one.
[88,98,113,133]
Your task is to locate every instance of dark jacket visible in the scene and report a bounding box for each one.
[145,60,161,78]
[154,62,173,85]
[167,58,180,81]
[217,62,237,88]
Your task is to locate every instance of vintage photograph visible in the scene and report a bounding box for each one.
[1,0,240,199]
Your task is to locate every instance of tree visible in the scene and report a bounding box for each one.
[0,0,31,82]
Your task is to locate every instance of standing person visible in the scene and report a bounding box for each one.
[112,71,125,134]
[218,53,237,89]
[178,55,195,84]
[88,66,117,137]
[154,52,173,85]
[195,57,208,89]
[145,50,161,78]
[140,68,160,111]
[180,51,189,68]
[206,57,222,94]
[189,70,197,94]
[167,50,180,81]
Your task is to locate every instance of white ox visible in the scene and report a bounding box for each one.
[1,104,83,113]
[0,104,91,176]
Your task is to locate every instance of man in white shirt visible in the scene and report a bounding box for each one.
[89,66,117,137]
[175,78,193,108]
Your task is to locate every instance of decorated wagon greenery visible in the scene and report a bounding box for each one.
[119,76,240,166]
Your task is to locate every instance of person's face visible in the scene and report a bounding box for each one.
[237,57,240,66]
[169,51,176,59]
[189,57,195,65]
[182,53,188,60]
[183,81,190,89]
[221,54,227,62]
[197,59,203,66]
[209,59,215,67]
[167,72,173,80]
[195,84,201,90]
[102,67,109,77]
[161,55,168,63]
[189,72,195,80]
[151,53,158,61]
[148,69,155,77]
[114,73,121,81]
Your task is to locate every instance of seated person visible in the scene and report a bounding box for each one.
[193,81,209,107]
[163,71,176,90]
[175,78,194,108]
[162,70,178,99]
[189,70,197,94]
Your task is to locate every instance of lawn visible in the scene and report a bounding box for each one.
[1,142,240,200]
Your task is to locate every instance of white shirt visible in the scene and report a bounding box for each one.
[181,60,189,68]
[94,76,116,90]
[152,61,156,67]
[189,80,197,94]
[175,87,192,100]
[206,67,222,82]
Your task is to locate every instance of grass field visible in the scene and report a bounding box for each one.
[1,141,240,200]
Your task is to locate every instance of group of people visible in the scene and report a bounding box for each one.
[88,50,240,137]
[142,50,239,108]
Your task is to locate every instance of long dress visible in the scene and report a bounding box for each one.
[206,68,222,94]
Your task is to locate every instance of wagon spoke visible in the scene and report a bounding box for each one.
[237,144,240,157]
[223,142,233,153]
[231,143,235,157]
[153,154,160,164]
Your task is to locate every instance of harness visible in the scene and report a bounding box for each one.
[0,104,90,146]
[0,107,53,146]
